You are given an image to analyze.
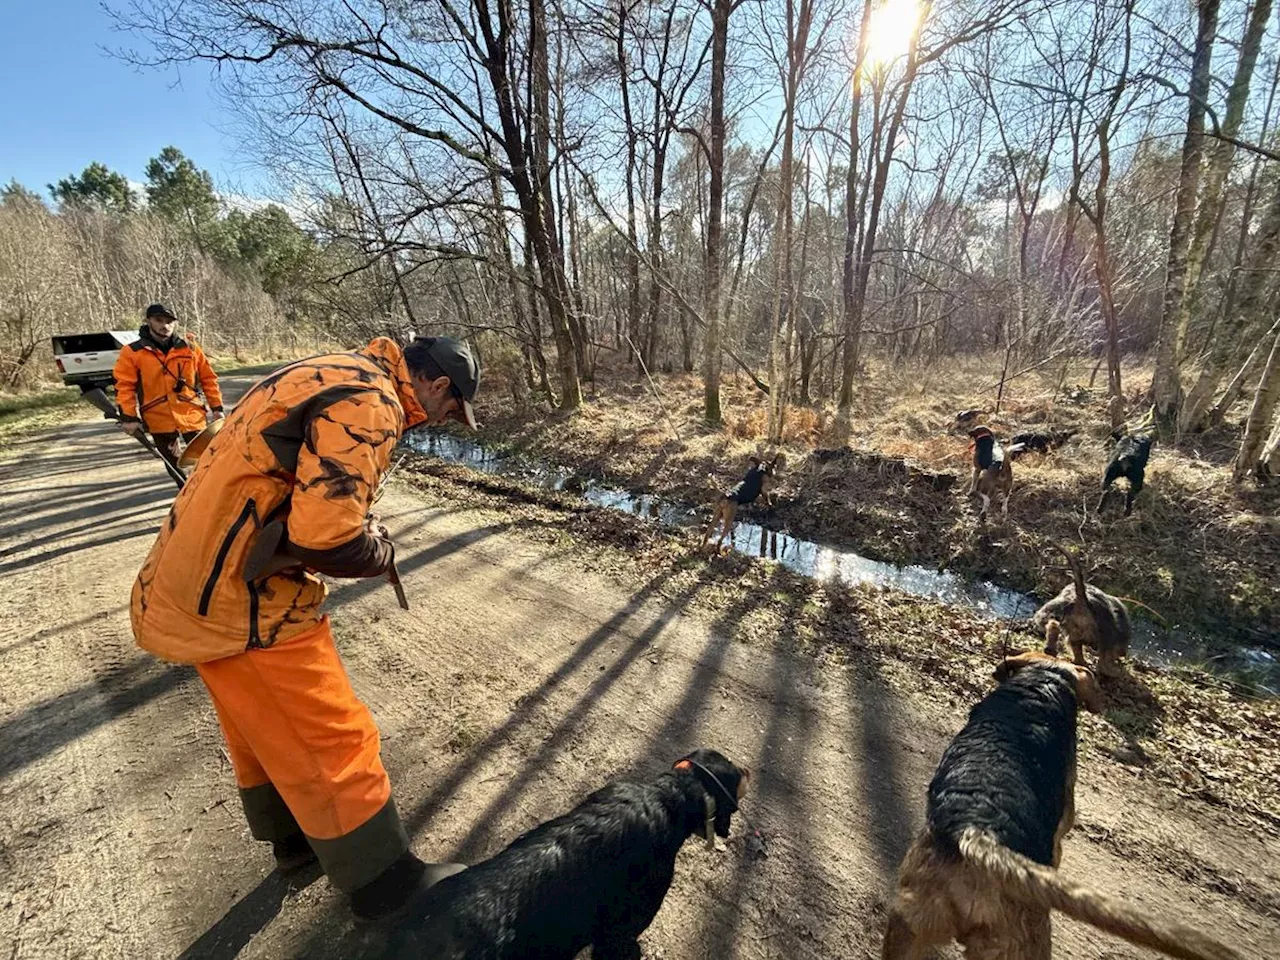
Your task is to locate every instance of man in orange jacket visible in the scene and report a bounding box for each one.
[130,335,480,922]
[112,303,224,469]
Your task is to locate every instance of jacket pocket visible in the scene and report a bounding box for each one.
[199,499,258,616]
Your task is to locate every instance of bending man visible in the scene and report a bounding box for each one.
[129,335,480,921]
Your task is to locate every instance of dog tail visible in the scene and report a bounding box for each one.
[1049,542,1089,614]
[1064,547,1088,614]
[958,830,1246,960]
[1007,442,1029,461]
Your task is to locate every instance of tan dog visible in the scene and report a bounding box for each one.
[883,652,1244,960]
[967,426,1015,519]
[702,452,785,553]
[1034,544,1131,677]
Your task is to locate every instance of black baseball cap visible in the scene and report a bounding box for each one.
[145,303,178,321]
[409,336,480,429]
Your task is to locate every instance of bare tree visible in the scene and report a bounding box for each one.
[1152,0,1221,427]
[701,0,732,422]
[1177,0,1277,432]
[615,0,645,357]
[1066,0,1137,407]
[1235,319,1280,479]
[764,0,818,442]
[117,0,585,406]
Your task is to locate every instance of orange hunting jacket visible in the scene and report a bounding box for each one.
[130,338,427,663]
[113,327,223,434]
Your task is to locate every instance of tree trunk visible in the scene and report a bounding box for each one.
[766,0,814,442]
[1234,322,1280,480]
[527,0,583,407]
[1211,316,1280,424]
[1183,169,1280,430]
[702,0,729,423]
[474,0,579,406]
[615,4,643,360]
[1152,0,1220,427]
[646,147,666,372]
[840,2,928,414]
[699,3,729,421]
[1087,1,1132,401]
[838,0,876,412]
[1175,0,1273,432]
[1261,408,1280,479]
[1215,51,1280,362]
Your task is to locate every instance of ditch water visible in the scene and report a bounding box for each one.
[401,430,1279,696]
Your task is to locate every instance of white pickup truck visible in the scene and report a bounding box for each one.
[50,331,139,392]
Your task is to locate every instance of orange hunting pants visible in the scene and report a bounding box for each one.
[194,618,409,892]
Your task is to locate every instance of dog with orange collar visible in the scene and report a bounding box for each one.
[389,749,750,959]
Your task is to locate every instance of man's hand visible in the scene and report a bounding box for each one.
[119,421,144,438]
[210,408,226,421]
[364,514,391,541]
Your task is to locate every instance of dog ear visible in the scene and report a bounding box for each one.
[714,803,735,838]
[1072,665,1104,713]
[993,650,1041,681]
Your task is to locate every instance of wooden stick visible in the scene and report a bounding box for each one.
[625,334,682,443]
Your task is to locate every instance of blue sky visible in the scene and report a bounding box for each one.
[0,0,264,198]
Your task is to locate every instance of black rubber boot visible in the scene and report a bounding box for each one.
[350,851,466,924]
[271,832,318,873]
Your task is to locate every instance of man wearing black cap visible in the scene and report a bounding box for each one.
[127,332,482,926]
[403,335,480,430]
[112,303,224,469]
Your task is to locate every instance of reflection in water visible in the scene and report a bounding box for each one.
[401,429,1277,694]
[404,430,1033,614]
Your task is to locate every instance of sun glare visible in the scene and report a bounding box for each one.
[863,0,924,70]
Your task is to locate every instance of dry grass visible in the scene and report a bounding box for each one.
[402,461,1280,827]
[476,347,1280,637]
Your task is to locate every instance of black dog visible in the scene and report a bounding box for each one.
[928,654,1096,867]
[392,749,749,959]
[883,653,1104,958]
[884,653,1243,959]
[1100,433,1153,516]
[1008,428,1076,458]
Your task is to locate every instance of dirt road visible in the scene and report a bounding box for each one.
[2,398,1277,959]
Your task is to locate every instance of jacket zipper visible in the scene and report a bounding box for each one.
[199,499,258,616]
[246,580,262,649]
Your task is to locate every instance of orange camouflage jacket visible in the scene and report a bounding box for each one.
[113,326,223,434]
[130,338,427,663]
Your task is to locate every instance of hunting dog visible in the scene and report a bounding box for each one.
[1033,545,1131,677]
[967,427,1020,519]
[882,653,1244,960]
[703,452,786,552]
[1100,431,1153,516]
[1008,428,1076,457]
[391,749,749,959]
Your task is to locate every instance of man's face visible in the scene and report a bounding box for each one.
[411,374,464,426]
[147,314,177,341]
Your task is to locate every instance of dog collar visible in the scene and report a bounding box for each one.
[674,757,730,850]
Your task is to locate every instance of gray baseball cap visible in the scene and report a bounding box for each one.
[411,336,480,429]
